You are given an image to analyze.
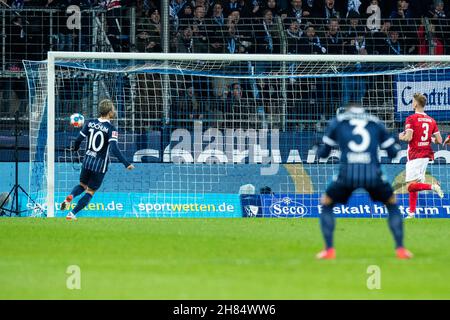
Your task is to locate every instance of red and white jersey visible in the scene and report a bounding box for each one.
[404,112,439,161]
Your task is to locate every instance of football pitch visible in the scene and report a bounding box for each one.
[0,218,449,300]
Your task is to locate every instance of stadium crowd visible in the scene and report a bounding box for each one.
[0,0,449,62]
[0,0,449,132]
[163,0,450,55]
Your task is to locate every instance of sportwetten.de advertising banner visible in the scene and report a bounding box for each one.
[23,192,242,218]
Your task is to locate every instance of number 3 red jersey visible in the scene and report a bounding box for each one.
[404,112,439,161]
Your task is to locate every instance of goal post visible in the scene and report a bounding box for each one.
[47,53,56,218]
[27,52,450,218]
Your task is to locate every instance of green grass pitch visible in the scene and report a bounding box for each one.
[0,218,449,299]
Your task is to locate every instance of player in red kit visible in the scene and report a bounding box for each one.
[399,93,444,219]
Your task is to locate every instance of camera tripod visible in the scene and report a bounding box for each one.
[0,111,40,216]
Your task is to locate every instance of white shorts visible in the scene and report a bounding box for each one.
[405,158,430,183]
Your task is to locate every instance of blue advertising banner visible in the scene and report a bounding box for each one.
[241,193,450,218]
[21,192,242,218]
[395,69,450,121]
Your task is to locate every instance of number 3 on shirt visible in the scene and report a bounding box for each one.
[421,123,429,141]
[348,119,370,152]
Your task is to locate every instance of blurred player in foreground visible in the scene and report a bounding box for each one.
[398,93,443,219]
[316,103,413,260]
[61,99,134,220]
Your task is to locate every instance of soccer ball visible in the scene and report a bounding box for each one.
[70,113,85,128]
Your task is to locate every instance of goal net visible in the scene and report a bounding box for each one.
[24,53,450,218]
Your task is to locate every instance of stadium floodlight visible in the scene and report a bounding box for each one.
[24,52,450,218]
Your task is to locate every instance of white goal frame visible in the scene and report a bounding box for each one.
[45,52,450,217]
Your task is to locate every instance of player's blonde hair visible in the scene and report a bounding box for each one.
[98,99,115,116]
[413,93,427,108]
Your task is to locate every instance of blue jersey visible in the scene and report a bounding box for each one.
[318,107,400,188]
[76,118,130,173]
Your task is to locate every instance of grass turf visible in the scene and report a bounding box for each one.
[0,218,449,299]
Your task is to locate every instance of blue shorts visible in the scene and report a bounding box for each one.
[79,167,105,191]
[325,179,394,205]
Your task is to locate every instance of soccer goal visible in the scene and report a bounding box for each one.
[24,53,450,218]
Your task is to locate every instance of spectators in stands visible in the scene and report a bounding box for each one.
[390,0,413,19]
[383,28,403,55]
[255,9,281,54]
[44,0,74,52]
[195,0,209,14]
[324,17,343,54]
[318,0,341,24]
[428,0,447,18]
[209,2,226,53]
[170,0,188,19]
[192,5,209,52]
[226,82,259,128]
[418,22,445,55]
[263,0,281,16]
[136,8,161,52]
[302,0,318,17]
[178,4,194,29]
[170,0,187,31]
[250,0,262,17]
[299,25,326,54]
[210,2,225,25]
[403,0,427,18]
[369,19,391,54]
[428,0,449,53]
[1,0,448,58]
[101,0,131,51]
[227,82,244,117]
[225,9,251,53]
[237,0,254,18]
[345,0,363,17]
[365,0,381,32]
[342,10,365,54]
[176,26,194,52]
[286,19,303,54]
[10,0,25,9]
[2,0,450,134]
[140,0,158,16]
[224,0,242,16]
[225,18,239,53]
[282,0,311,27]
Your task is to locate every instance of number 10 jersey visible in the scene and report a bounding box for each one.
[79,118,119,173]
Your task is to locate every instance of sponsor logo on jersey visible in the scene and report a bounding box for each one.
[86,150,97,157]
[269,197,308,217]
[88,122,109,133]
[417,117,433,123]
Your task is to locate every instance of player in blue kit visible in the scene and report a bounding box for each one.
[316,103,413,260]
[61,99,134,220]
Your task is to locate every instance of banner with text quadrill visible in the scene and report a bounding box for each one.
[395,69,450,121]
[241,193,450,218]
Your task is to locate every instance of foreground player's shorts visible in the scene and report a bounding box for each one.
[326,179,394,204]
[405,158,429,183]
[79,167,106,191]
